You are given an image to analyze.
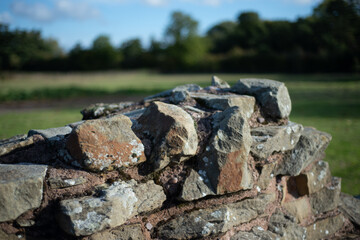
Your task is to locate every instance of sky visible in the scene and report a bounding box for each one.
[0,0,321,51]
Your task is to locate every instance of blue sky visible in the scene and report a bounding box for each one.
[0,0,321,50]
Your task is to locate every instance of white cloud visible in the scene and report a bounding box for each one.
[11,0,100,22]
[284,0,320,5]
[0,12,12,24]
[143,0,168,6]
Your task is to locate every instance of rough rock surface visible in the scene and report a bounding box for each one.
[268,210,306,240]
[310,177,341,214]
[28,126,72,141]
[0,135,35,157]
[339,192,360,226]
[303,160,332,194]
[211,75,230,88]
[57,180,165,236]
[158,193,275,239]
[282,197,313,224]
[231,78,292,119]
[67,115,145,172]
[136,101,198,171]
[275,127,332,176]
[89,224,144,240]
[251,122,303,159]
[306,214,346,239]
[0,163,47,222]
[81,102,134,120]
[231,227,278,240]
[144,84,202,101]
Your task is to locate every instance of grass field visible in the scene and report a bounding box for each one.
[0,71,359,195]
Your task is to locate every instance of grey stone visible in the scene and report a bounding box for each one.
[0,163,48,222]
[122,108,146,121]
[339,192,360,226]
[306,214,346,239]
[282,197,313,224]
[67,115,146,172]
[0,135,35,157]
[67,121,84,128]
[268,210,306,240]
[16,219,36,227]
[28,126,72,141]
[136,101,198,171]
[89,224,144,240]
[0,134,27,145]
[81,102,134,120]
[310,177,341,214]
[179,169,216,201]
[190,92,255,117]
[251,122,303,159]
[184,105,205,113]
[48,177,86,189]
[231,78,291,119]
[231,227,278,240]
[257,162,277,190]
[158,193,276,239]
[275,127,332,176]
[58,180,165,236]
[211,75,230,88]
[303,160,332,194]
[144,84,202,101]
[169,90,189,104]
[195,107,253,197]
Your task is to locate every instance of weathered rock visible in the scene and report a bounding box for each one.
[282,197,313,224]
[81,102,134,120]
[48,177,86,189]
[0,135,35,157]
[268,210,306,240]
[251,122,303,159]
[257,162,276,190]
[231,78,291,119]
[158,193,276,239]
[58,180,165,236]
[211,75,230,88]
[144,84,202,101]
[189,92,255,117]
[196,107,253,196]
[169,90,189,104]
[67,115,145,172]
[339,192,360,226]
[0,164,48,222]
[123,108,146,121]
[28,126,72,141]
[310,177,341,214]
[303,160,332,194]
[275,127,332,176]
[231,227,278,240]
[89,224,144,240]
[0,229,24,240]
[179,169,216,201]
[136,101,198,171]
[306,214,346,239]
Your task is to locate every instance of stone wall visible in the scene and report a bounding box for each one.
[0,76,359,240]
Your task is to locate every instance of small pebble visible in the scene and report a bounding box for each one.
[169,177,178,184]
[257,117,265,123]
[146,222,153,230]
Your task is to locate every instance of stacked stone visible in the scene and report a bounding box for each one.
[0,77,359,240]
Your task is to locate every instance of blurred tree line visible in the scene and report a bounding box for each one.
[0,0,359,73]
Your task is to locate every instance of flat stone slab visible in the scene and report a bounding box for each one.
[89,224,144,240]
[339,192,360,226]
[67,115,145,172]
[189,92,255,117]
[310,177,341,214]
[251,122,303,159]
[306,214,346,239]
[144,84,202,101]
[81,102,134,120]
[28,126,72,141]
[268,210,306,240]
[158,193,276,239]
[0,135,35,157]
[231,227,278,240]
[58,180,166,236]
[0,163,48,222]
[231,78,291,119]
[303,160,332,194]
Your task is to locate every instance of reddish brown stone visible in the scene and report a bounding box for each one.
[67,115,145,172]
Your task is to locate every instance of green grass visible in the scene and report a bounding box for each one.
[0,71,359,195]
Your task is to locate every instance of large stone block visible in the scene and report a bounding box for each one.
[231,78,291,119]
[268,210,306,240]
[306,214,345,239]
[275,127,332,176]
[158,193,276,239]
[302,160,332,194]
[57,180,165,236]
[339,192,360,226]
[67,115,145,172]
[28,126,72,141]
[0,164,47,222]
[310,177,341,214]
[251,122,303,159]
[136,101,198,171]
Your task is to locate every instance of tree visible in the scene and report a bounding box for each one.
[90,35,121,70]
[207,21,237,53]
[120,38,143,68]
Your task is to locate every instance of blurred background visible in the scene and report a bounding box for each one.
[0,0,359,194]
